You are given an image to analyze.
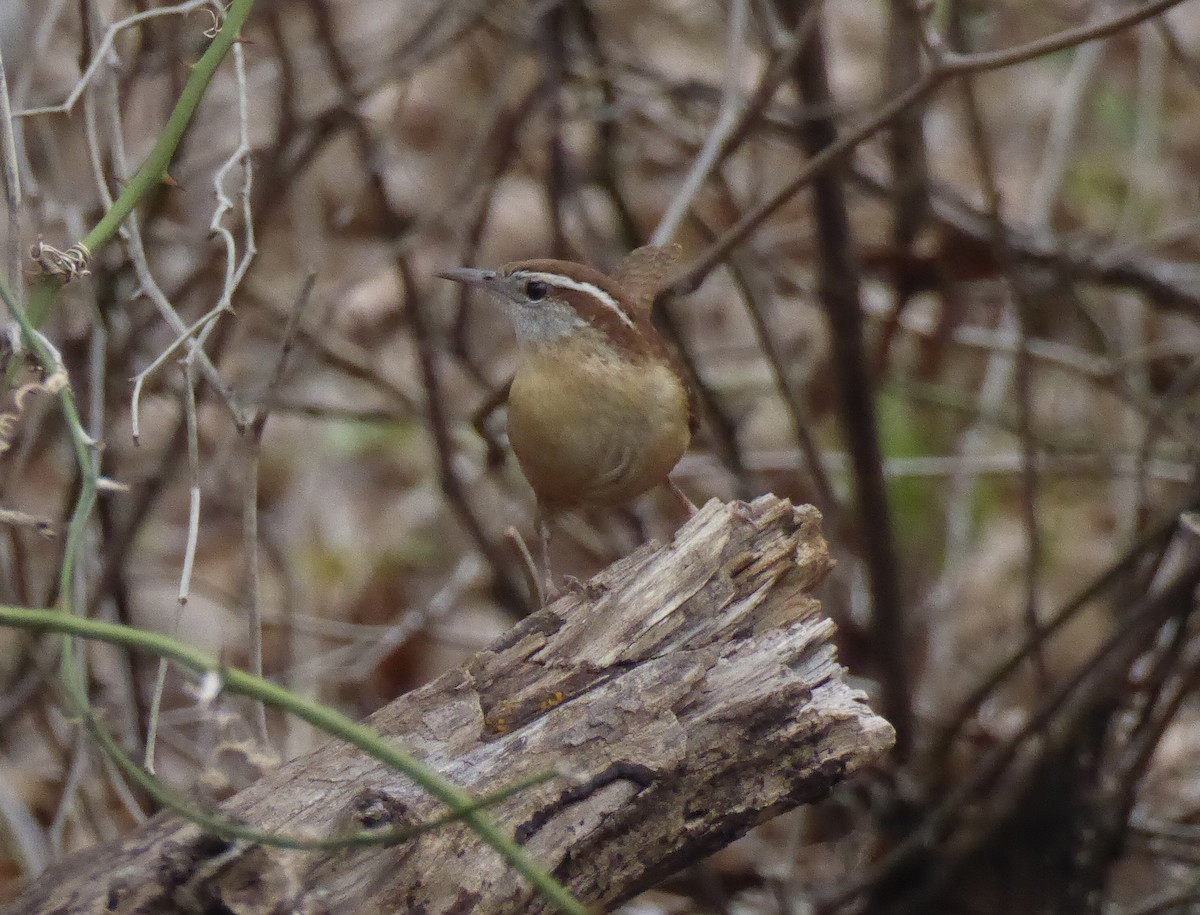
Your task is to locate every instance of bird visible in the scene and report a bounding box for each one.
[437,245,696,597]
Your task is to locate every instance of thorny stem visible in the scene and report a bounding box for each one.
[28,0,258,326]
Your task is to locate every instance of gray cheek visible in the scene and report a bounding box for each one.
[510,303,588,344]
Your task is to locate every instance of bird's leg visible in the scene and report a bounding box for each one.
[537,507,559,600]
[503,526,545,609]
[667,478,698,517]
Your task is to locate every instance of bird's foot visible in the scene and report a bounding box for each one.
[667,478,698,517]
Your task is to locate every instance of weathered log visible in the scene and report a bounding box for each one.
[4,495,893,914]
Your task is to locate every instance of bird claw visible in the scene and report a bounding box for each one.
[563,575,607,600]
[667,478,698,517]
[731,501,758,526]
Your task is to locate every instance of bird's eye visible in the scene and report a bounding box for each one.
[525,280,549,301]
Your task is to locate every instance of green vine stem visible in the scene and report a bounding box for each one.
[0,605,591,915]
[28,0,257,325]
[3,272,581,908]
[3,2,590,907]
[87,711,556,853]
[0,282,95,717]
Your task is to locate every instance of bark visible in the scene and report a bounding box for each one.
[5,496,893,914]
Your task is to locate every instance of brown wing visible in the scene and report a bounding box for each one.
[612,244,683,314]
[613,245,698,436]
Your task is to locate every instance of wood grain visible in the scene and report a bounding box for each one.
[4,495,893,914]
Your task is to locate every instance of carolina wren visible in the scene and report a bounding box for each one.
[438,246,696,587]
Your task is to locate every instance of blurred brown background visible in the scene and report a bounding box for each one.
[2,0,1200,912]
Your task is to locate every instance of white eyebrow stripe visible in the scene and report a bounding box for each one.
[520,271,636,329]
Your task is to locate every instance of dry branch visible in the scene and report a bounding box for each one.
[4,495,893,914]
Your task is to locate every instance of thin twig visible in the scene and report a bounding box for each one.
[235,274,317,746]
[941,8,1048,686]
[144,361,201,772]
[14,1,217,119]
[406,256,528,614]
[651,0,750,246]
[709,224,839,517]
[666,0,1190,300]
[0,603,591,915]
[1026,3,1111,233]
[0,43,22,313]
[775,0,912,758]
[46,730,90,854]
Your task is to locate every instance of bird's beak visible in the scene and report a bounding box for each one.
[436,267,498,289]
